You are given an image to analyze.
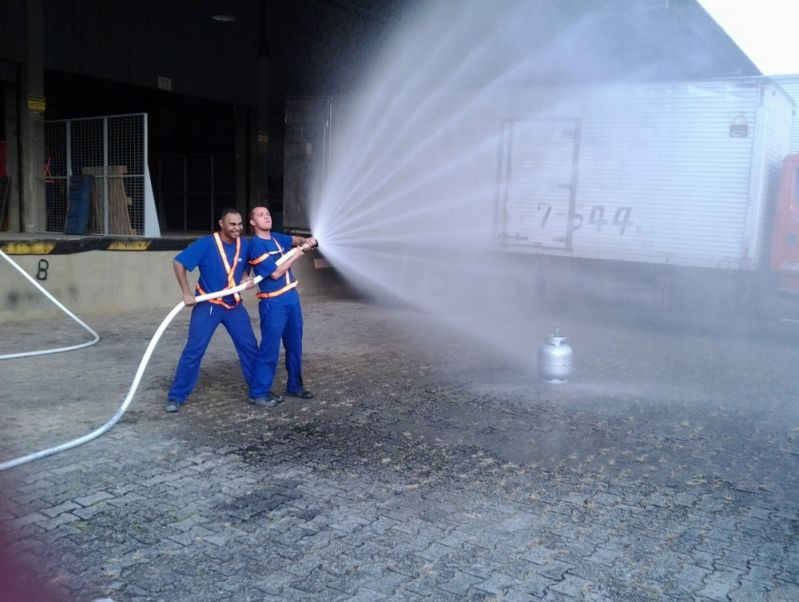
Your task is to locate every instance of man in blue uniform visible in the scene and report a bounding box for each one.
[248,206,317,407]
[165,207,258,413]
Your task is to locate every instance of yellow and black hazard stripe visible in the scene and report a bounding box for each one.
[0,237,198,255]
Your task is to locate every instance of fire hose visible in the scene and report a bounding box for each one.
[0,243,311,472]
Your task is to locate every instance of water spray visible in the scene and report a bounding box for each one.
[0,244,311,472]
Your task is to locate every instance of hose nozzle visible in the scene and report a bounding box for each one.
[301,238,319,254]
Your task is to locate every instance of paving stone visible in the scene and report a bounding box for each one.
[766,582,799,602]
[502,587,538,602]
[105,492,145,507]
[522,545,557,565]
[473,572,517,596]
[566,560,613,584]
[417,541,456,562]
[522,572,558,597]
[72,498,111,519]
[537,560,575,582]
[742,563,779,583]
[343,589,391,602]
[169,514,210,532]
[40,500,81,518]
[11,511,48,527]
[39,512,80,531]
[49,463,85,476]
[587,545,622,566]
[435,569,484,596]
[728,579,769,602]
[696,574,738,601]
[361,569,413,595]
[166,525,215,546]
[73,491,115,507]
[548,573,593,598]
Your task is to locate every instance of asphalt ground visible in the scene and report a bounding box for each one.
[1,291,798,601]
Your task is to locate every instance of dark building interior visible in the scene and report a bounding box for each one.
[0,0,758,235]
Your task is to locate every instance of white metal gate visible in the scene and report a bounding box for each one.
[44,113,158,236]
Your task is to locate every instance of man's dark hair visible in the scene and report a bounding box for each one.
[219,207,241,220]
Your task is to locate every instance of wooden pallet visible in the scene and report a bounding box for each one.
[81,165,135,235]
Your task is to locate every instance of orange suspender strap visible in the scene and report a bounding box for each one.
[255,280,299,300]
[249,237,300,301]
[248,242,283,266]
[194,233,241,309]
[195,284,238,309]
[249,252,272,265]
[214,232,241,304]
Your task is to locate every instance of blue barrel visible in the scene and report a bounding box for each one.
[64,176,93,234]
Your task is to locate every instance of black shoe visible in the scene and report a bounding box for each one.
[286,389,313,399]
[164,399,181,413]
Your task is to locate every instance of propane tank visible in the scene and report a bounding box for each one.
[538,329,572,383]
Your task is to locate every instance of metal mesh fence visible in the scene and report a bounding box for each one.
[44,120,67,232]
[44,113,147,235]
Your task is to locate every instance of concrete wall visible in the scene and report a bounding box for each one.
[0,250,348,321]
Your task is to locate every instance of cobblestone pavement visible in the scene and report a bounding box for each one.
[1,293,798,601]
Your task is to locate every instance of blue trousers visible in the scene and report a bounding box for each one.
[168,302,258,402]
[250,299,304,397]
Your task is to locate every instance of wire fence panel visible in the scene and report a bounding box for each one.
[44,113,147,235]
[44,120,67,232]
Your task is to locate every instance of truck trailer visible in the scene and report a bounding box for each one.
[283,77,797,312]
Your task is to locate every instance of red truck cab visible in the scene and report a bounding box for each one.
[772,153,799,292]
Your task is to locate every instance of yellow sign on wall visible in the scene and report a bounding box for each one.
[27,95,46,113]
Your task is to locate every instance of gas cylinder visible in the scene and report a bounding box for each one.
[538,329,572,383]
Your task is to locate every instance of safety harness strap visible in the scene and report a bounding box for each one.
[249,237,300,300]
[194,233,241,309]
[256,280,299,300]
[195,283,240,309]
[212,232,241,304]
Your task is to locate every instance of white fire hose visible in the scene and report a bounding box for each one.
[0,245,308,472]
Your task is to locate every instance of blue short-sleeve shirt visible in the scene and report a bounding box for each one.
[175,234,250,306]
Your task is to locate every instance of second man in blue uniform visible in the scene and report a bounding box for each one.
[248,206,317,407]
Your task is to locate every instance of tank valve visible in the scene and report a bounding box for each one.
[538,328,572,383]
